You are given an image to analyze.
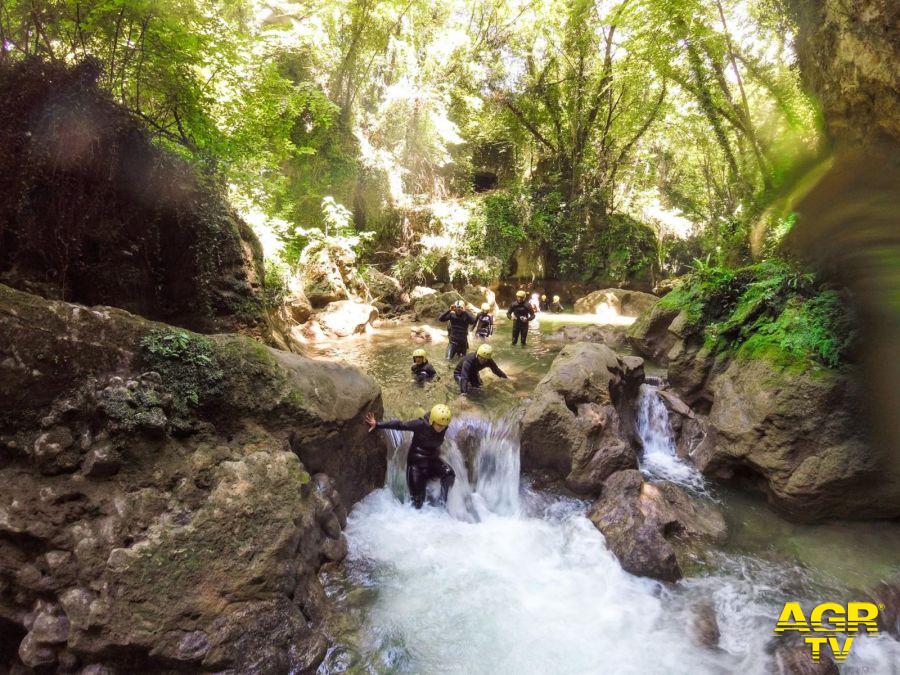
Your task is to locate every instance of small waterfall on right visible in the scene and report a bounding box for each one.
[635,383,706,492]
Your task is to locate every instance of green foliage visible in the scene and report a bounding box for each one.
[658,259,856,368]
[262,259,290,310]
[140,329,224,412]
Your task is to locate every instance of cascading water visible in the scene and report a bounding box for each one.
[636,383,706,492]
[322,413,900,674]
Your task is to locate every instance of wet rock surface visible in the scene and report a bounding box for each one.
[588,470,726,582]
[0,284,387,672]
[519,343,644,496]
[628,298,893,520]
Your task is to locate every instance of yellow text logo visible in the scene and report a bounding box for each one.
[774,602,880,662]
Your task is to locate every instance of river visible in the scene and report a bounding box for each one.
[304,313,900,674]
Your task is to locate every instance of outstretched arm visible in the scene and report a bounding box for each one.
[488,359,509,379]
[366,412,418,432]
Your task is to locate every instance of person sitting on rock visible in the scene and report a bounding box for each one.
[551,295,564,313]
[507,290,536,346]
[473,303,494,339]
[411,348,436,383]
[454,344,508,395]
[438,300,476,359]
[365,404,455,509]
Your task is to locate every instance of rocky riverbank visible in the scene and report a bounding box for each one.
[0,284,386,672]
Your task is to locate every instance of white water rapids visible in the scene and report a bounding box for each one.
[322,413,900,674]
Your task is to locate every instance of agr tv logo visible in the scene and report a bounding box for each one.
[774,601,881,662]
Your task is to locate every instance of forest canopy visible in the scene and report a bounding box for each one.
[0,0,826,285]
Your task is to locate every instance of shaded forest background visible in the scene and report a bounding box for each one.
[0,0,827,291]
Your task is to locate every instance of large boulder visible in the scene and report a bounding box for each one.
[574,288,658,317]
[691,355,889,520]
[0,59,266,335]
[412,290,466,321]
[362,268,405,305]
[300,245,353,308]
[0,284,387,672]
[626,303,682,364]
[588,470,726,582]
[519,343,644,496]
[548,324,628,349]
[315,300,378,337]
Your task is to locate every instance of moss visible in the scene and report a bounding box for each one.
[657,260,856,369]
[140,329,225,416]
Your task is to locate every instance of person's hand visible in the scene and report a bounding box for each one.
[364,412,377,432]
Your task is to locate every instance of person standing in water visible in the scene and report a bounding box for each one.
[438,300,475,359]
[473,302,494,339]
[365,404,455,509]
[411,348,436,383]
[454,344,508,395]
[507,290,536,346]
[551,294,565,313]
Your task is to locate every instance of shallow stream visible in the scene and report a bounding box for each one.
[305,313,900,674]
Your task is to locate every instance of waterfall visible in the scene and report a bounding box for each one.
[379,413,522,520]
[332,410,900,675]
[635,383,706,492]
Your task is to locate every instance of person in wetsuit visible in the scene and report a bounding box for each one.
[507,290,536,346]
[551,294,564,313]
[411,348,436,383]
[438,301,476,359]
[473,302,494,339]
[540,294,547,311]
[454,344,508,395]
[365,404,455,509]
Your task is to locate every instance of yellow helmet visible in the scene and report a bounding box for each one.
[541,294,547,301]
[477,343,493,359]
[516,290,527,299]
[412,348,427,359]
[553,295,560,302]
[481,302,490,311]
[429,403,452,427]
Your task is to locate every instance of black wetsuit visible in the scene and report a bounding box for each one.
[438,308,476,358]
[411,361,436,383]
[473,311,494,338]
[453,352,508,394]
[551,302,564,313]
[507,301,536,345]
[375,416,454,509]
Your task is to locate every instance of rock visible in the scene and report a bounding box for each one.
[0,59,265,335]
[299,244,359,308]
[460,284,495,309]
[31,426,79,475]
[0,284,388,671]
[657,389,694,419]
[866,575,900,638]
[574,288,658,317]
[519,343,643,496]
[412,290,466,321]
[315,300,378,337]
[410,325,442,343]
[689,600,720,650]
[548,324,627,349]
[626,303,681,364]
[692,355,891,520]
[770,636,839,674]
[81,442,122,478]
[363,268,404,304]
[588,470,726,581]
[286,292,313,324]
[410,286,437,300]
